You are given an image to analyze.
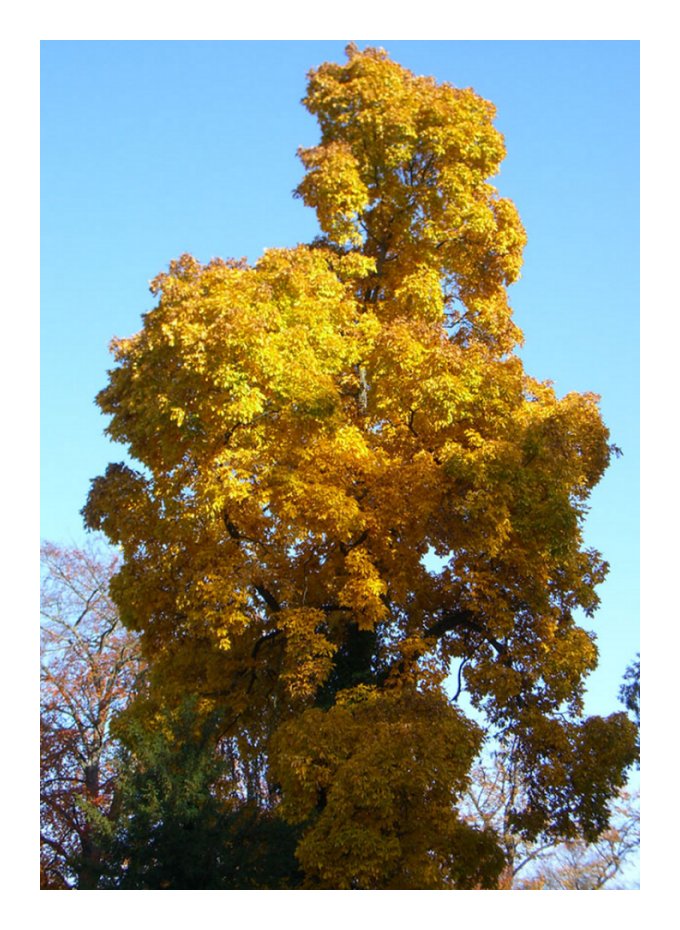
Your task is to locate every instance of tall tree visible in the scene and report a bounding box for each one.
[40,541,143,889]
[83,45,638,888]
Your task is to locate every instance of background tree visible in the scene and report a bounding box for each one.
[91,698,302,890]
[462,740,639,889]
[525,794,640,890]
[82,45,638,888]
[620,655,640,726]
[40,541,143,889]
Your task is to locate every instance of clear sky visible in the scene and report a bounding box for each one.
[40,39,639,722]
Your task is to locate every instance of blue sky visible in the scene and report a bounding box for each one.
[41,39,639,722]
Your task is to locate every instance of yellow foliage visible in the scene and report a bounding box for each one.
[82,45,638,889]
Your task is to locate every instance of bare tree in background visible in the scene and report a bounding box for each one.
[40,541,144,889]
[462,740,639,889]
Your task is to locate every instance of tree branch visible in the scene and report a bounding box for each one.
[253,584,282,614]
[426,609,507,657]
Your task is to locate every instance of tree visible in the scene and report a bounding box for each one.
[82,45,638,888]
[526,795,639,890]
[40,541,143,889]
[92,699,302,889]
[620,655,640,726]
[462,741,639,889]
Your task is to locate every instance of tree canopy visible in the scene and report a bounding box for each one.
[82,45,638,889]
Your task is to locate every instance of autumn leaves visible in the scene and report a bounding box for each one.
[79,45,638,888]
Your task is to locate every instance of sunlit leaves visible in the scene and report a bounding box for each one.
[270,688,492,888]
[82,44,638,889]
